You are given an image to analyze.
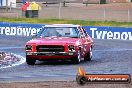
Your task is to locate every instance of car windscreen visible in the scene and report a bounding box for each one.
[37,27,79,38]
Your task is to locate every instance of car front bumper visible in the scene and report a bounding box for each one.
[26,51,77,59]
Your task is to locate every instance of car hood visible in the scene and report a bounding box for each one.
[26,37,80,45]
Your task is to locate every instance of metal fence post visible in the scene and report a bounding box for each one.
[6,0,8,12]
[17,12,19,18]
[128,9,130,22]
[59,1,61,19]
[103,8,106,21]
[63,1,66,7]
[9,2,12,12]
[86,0,88,6]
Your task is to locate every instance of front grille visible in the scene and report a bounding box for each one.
[36,45,64,52]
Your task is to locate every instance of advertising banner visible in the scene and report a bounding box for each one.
[0,22,132,40]
[0,22,43,36]
[84,26,132,40]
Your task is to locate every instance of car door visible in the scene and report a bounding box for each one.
[78,27,88,59]
[82,28,93,54]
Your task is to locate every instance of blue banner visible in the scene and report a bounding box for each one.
[0,22,132,40]
[84,26,132,40]
[0,22,44,36]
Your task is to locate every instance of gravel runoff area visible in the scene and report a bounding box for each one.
[0,52,21,68]
[0,51,26,69]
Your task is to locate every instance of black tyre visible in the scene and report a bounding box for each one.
[76,75,87,85]
[73,50,81,64]
[26,57,36,65]
[85,47,92,61]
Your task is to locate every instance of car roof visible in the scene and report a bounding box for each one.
[44,24,81,28]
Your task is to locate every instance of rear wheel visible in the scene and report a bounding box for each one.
[26,57,36,65]
[73,50,81,64]
[85,47,92,61]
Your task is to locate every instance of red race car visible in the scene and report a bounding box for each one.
[25,24,94,65]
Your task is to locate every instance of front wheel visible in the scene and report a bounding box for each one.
[85,47,92,61]
[72,50,81,64]
[26,57,36,65]
[76,75,87,85]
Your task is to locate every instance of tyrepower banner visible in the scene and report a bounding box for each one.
[84,26,132,40]
[0,22,132,40]
[0,22,43,36]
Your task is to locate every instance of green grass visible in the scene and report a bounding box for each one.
[0,17,132,27]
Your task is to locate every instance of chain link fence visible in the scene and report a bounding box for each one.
[39,3,132,22]
[0,1,132,22]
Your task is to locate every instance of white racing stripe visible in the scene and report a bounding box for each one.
[0,53,26,69]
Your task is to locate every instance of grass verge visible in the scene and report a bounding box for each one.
[0,17,132,27]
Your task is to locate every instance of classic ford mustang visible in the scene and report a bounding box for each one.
[25,24,94,65]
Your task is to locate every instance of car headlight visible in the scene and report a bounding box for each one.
[25,45,32,50]
[68,45,75,51]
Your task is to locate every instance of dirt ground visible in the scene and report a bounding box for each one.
[0,81,132,88]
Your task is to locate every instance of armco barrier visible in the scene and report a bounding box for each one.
[0,22,132,40]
